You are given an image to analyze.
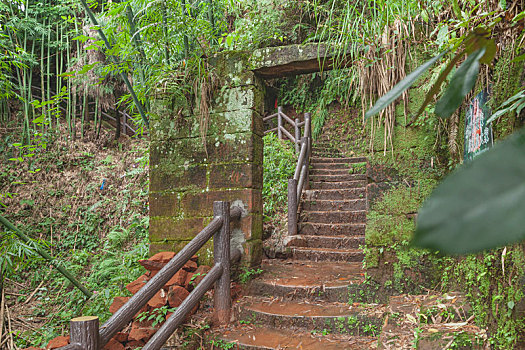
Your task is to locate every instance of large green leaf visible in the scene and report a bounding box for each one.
[365,51,445,119]
[413,128,525,255]
[434,47,486,118]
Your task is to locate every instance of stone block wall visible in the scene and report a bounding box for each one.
[149,51,264,266]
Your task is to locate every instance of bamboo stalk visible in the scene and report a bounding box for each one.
[79,0,149,129]
[0,215,92,298]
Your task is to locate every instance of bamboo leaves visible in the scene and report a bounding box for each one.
[364,51,446,119]
[434,47,485,118]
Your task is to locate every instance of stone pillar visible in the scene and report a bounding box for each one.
[149,51,263,266]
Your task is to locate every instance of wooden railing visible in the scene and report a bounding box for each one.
[287,113,312,236]
[264,106,309,154]
[58,201,242,350]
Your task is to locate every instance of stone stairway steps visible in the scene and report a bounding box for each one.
[235,296,384,336]
[287,235,365,249]
[311,162,359,170]
[309,180,366,189]
[304,188,366,200]
[310,168,362,175]
[310,173,366,182]
[311,156,367,163]
[247,260,365,302]
[302,199,367,211]
[218,327,378,350]
[291,247,364,262]
[299,222,366,236]
[300,210,366,224]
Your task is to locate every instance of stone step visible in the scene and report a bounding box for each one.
[311,156,367,164]
[247,260,367,303]
[311,162,356,170]
[300,210,367,224]
[310,168,365,176]
[235,296,385,335]
[287,235,365,249]
[302,199,367,211]
[310,174,367,182]
[216,327,378,349]
[312,151,344,157]
[304,188,366,201]
[299,223,366,236]
[291,247,364,262]
[309,180,366,189]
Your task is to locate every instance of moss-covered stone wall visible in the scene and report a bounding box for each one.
[149,51,265,266]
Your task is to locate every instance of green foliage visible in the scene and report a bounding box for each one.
[262,133,295,219]
[238,266,263,284]
[414,128,525,255]
[137,305,177,327]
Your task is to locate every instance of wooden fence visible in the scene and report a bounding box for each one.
[58,201,242,350]
[263,107,312,236]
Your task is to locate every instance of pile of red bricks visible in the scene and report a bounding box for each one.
[24,252,211,350]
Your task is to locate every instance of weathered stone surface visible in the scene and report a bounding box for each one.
[208,85,264,115]
[46,336,69,349]
[243,239,263,267]
[149,192,180,217]
[103,338,125,350]
[150,164,206,192]
[164,269,187,288]
[168,285,190,308]
[209,162,262,190]
[150,217,208,242]
[147,289,168,309]
[109,296,131,314]
[180,189,262,217]
[250,43,342,78]
[208,51,258,87]
[129,321,156,342]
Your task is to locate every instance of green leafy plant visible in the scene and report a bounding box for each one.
[239,266,263,284]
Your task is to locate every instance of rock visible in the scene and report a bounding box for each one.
[184,272,195,289]
[103,338,125,350]
[191,265,211,287]
[113,332,129,343]
[128,321,156,342]
[150,251,176,263]
[47,336,69,349]
[147,289,167,309]
[190,255,198,262]
[167,285,189,308]
[109,296,131,314]
[164,269,187,288]
[125,340,145,349]
[182,260,197,272]
[138,259,165,271]
[126,274,149,294]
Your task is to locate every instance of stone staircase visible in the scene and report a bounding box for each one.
[212,141,383,349]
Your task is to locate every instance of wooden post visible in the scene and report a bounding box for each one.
[294,118,300,154]
[304,113,311,138]
[69,316,99,350]
[277,106,283,140]
[288,179,298,236]
[213,201,231,325]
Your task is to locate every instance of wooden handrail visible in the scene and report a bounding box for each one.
[58,202,243,350]
[264,107,306,155]
[287,113,312,236]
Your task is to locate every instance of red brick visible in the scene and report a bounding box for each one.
[183,260,197,272]
[113,332,129,343]
[129,321,156,342]
[150,251,176,263]
[103,338,125,350]
[47,336,69,349]
[164,269,187,288]
[147,289,167,309]
[126,274,149,294]
[109,296,131,314]
[167,286,189,308]
[125,339,145,348]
